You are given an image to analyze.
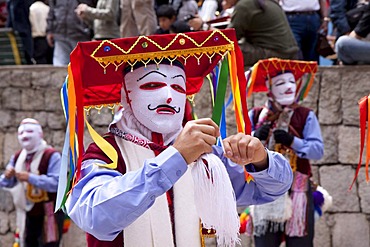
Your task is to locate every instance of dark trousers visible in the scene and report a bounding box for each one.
[286,12,321,63]
[254,186,314,247]
[25,210,65,247]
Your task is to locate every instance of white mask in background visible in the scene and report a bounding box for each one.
[17,120,43,153]
[123,64,186,134]
[269,72,297,106]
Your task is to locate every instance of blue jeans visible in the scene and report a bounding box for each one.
[286,12,321,62]
[53,37,80,66]
[335,35,370,65]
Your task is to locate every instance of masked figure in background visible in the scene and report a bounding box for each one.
[246,58,324,247]
[0,118,64,247]
[57,30,294,247]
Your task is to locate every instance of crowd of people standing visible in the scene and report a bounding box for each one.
[0,0,368,66]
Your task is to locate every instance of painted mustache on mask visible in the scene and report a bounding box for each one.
[147,104,181,114]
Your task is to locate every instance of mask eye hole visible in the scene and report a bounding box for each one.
[171,84,186,94]
[139,82,166,90]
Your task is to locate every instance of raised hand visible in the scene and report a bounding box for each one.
[173,118,220,164]
[222,133,268,170]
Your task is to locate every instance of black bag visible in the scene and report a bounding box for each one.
[316,33,336,58]
[346,4,368,30]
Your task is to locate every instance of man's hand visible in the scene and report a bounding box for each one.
[173,118,220,164]
[75,3,88,19]
[222,133,268,170]
[4,167,15,179]
[273,129,294,146]
[253,124,270,141]
[15,171,30,182]
[46,33,54,47]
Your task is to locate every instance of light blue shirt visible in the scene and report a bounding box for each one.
[0,152,61,192]
[66,145,293,241]
[249,110,324,160]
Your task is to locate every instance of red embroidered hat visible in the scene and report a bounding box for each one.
[246,58,318,101]
[69,29,247,107]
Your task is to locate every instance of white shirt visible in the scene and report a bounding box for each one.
[29,1,49,38]
[279,0,320,12]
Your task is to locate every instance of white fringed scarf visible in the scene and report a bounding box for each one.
[115,137,200,247]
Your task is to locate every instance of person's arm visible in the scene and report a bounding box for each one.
[212,145,293,206]
[290,111,324,160]
[76,0,118,21]
[27,152,61,192]
[353,5,370,38]
[0,155,17,188]
[319,0,329,34]
[66,146,188,241]
[329,0,352,36]
[227,1,251,41]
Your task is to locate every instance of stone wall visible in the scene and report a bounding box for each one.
[0,65,369,247]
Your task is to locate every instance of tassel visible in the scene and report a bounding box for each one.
[192,153,240,246]
[285,191,307,237]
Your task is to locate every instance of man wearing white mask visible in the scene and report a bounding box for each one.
[0,118,64,247]
[247,58,324,247]
[59,30,294,247]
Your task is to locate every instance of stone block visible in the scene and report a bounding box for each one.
[0,189,14,212]
[341,67,370,126]
[11,70,31,87]
[0,110,13,129]
[318,69,342,125]
[315,125,338,165]
[0,211,10,234]
[0,133,4,169]
[320,165,360,212]
[338,126,363,165]
[0,232,14,247]
[3,132,19,166]
[50,69,68,89]
[0,69,12,88]
[314,214,331,247]
[14,111,48,129]
[2,88,22,110]
[357,173,370,214]
[50,130,66,152]
[47,113,66,130]
[31,70,52,87]
[332,213,369,247]
[45,88,64,112]
[21,89,45,111]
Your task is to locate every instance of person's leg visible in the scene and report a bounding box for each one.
[53,38,72,66]
[286,14,305,60]
[132,0,157,36]
[25,214,44,247]
[120,0,139,37]
[301,13,321,62]
[335,35,370,65]
[254,227,283,247]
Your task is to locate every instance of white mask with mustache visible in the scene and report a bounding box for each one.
[270,72,296,106]
[123,64,186,134]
